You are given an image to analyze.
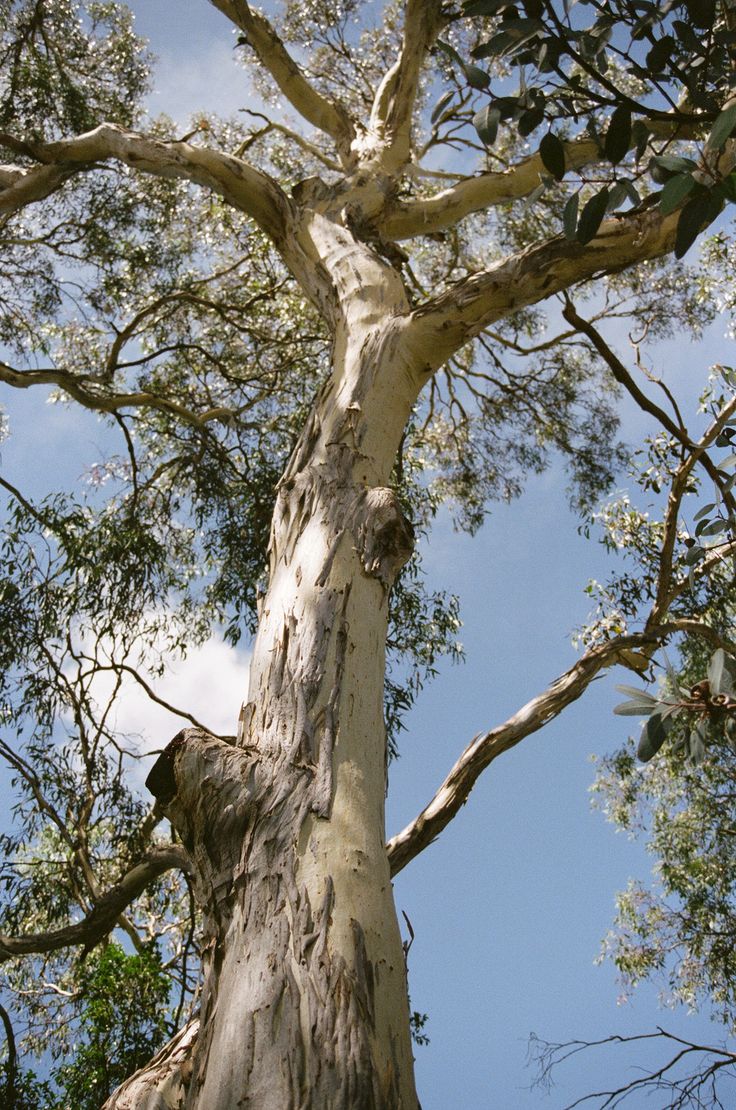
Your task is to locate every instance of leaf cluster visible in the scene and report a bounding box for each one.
[444,1,736,255]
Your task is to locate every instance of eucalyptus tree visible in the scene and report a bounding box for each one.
[1,1,736,1107]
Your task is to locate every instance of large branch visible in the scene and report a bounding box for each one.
[209,0,355,160]
[386,634,657,876]
[0,124,290,245]
[0,124,336,315]
[381,137,601,239]
[0,845,190,962]
[0,161,78,213]
[368,0,443,171]
[404,204,680,370]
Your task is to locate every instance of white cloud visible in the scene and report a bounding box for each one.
[94,637,250,754]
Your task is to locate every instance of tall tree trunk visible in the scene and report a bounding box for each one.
[107,229,424,1108]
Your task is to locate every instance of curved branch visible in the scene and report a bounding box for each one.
[0,124,290,245]
[381,137,601,239]
[0,845,190,963]
[369,0,443,170]
[0,358,237,427]
[387,634,657,876]
[0,161,77,212]
[404,204,680,372]
[0,124,336,315]
[209,0,355,160]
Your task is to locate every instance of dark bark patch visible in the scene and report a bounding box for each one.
[145,729,188,804]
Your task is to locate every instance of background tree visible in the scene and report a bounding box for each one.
[0,0,735,1106]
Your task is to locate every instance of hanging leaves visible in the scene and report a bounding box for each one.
[473,104,501,146]
[576,187,610,244]
[562,192,579,240]
[658,172,697,216]
[614,651,736,765]
[539,132,566,180]
[604,105,632,165]
[674,189,724,258]
[638,711,672,761]
[705,103,736,151]
[430,90,455,126]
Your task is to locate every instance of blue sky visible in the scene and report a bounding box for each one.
[2,2,735,1106]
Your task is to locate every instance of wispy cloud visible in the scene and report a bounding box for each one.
[93,636,250,752]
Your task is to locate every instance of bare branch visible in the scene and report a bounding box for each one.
[381,137,601,240]
[561,300,736,516]
[208,0,355,160]
[648,394,736,627]
[0,845,190,963]
[386,633,657,876]
[0,358,238,427]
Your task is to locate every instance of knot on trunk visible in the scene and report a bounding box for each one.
[146,729,257,907]
[355,487,414,588]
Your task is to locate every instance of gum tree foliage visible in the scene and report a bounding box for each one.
[0,0,734,1105]
[452,0,736,254]
[526,361,736,1107]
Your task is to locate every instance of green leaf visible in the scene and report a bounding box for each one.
[461,0,511,14]
[436,40,462,64]
[688,723,707,765]
[649,154,698,184]
[674,189,723,259]
[576,187,610,244]
[646,34,675,72]
[463,64,491,90]
[524,181,546,208]
[614,698,657,716]
[518,106,545,136]
[659,172,697,216]
[562,192,579,240]
[539,132,565,180]
[620,178,641,207]
[430,91,455,125]
[631,119,650,160]
[604,105,632,164]
[606,180,630,211]
[473,104,501,146]
[615,684,657,702]
[708,649,726,694]
[698,517,729,535]
[705,103,736,151]
[637,711,672,762]
[693,502,717,521]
